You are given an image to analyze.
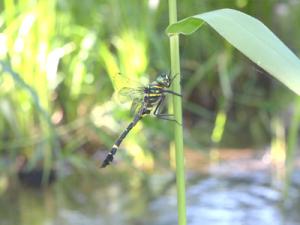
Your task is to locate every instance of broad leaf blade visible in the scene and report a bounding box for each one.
[167,8,300,95]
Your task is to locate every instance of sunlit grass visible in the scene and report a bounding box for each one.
[0,1,58,176]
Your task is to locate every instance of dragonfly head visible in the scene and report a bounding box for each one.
[156,73,171,87]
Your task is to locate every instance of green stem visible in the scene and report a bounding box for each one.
[284,96,300,198]
[168,1,187,225]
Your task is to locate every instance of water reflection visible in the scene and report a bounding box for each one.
[0,166,300,225]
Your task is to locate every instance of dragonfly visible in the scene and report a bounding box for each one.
[101,72,182,168]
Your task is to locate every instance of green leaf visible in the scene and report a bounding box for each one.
[166,8,300,95]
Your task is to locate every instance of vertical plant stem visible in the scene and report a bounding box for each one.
[284,96,300,198]
[168,1,187,225]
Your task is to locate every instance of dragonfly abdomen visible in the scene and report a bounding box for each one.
[101,110,144,168]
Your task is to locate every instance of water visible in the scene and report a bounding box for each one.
[0,165,300,225]
[147,171,300,225]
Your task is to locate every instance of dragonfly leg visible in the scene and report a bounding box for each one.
[153,95,181,125]
[170,73,180,84]
[155,114,182,125]
[162,89,182,97]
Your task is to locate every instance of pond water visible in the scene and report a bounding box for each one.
[1,156,300,225]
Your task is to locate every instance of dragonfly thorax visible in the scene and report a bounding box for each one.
[143,84,164,112]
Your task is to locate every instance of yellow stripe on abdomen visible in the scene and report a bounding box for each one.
[148,93,161,97]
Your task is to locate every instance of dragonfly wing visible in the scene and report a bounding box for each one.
[130,99,143,115]
[111,73,147,92]
[116,87,144,103]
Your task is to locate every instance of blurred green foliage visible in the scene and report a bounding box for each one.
[0,0,299,173]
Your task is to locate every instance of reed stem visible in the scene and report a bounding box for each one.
[168,0,187,224]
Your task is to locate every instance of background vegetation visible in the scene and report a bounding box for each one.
[0,0,299,179]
